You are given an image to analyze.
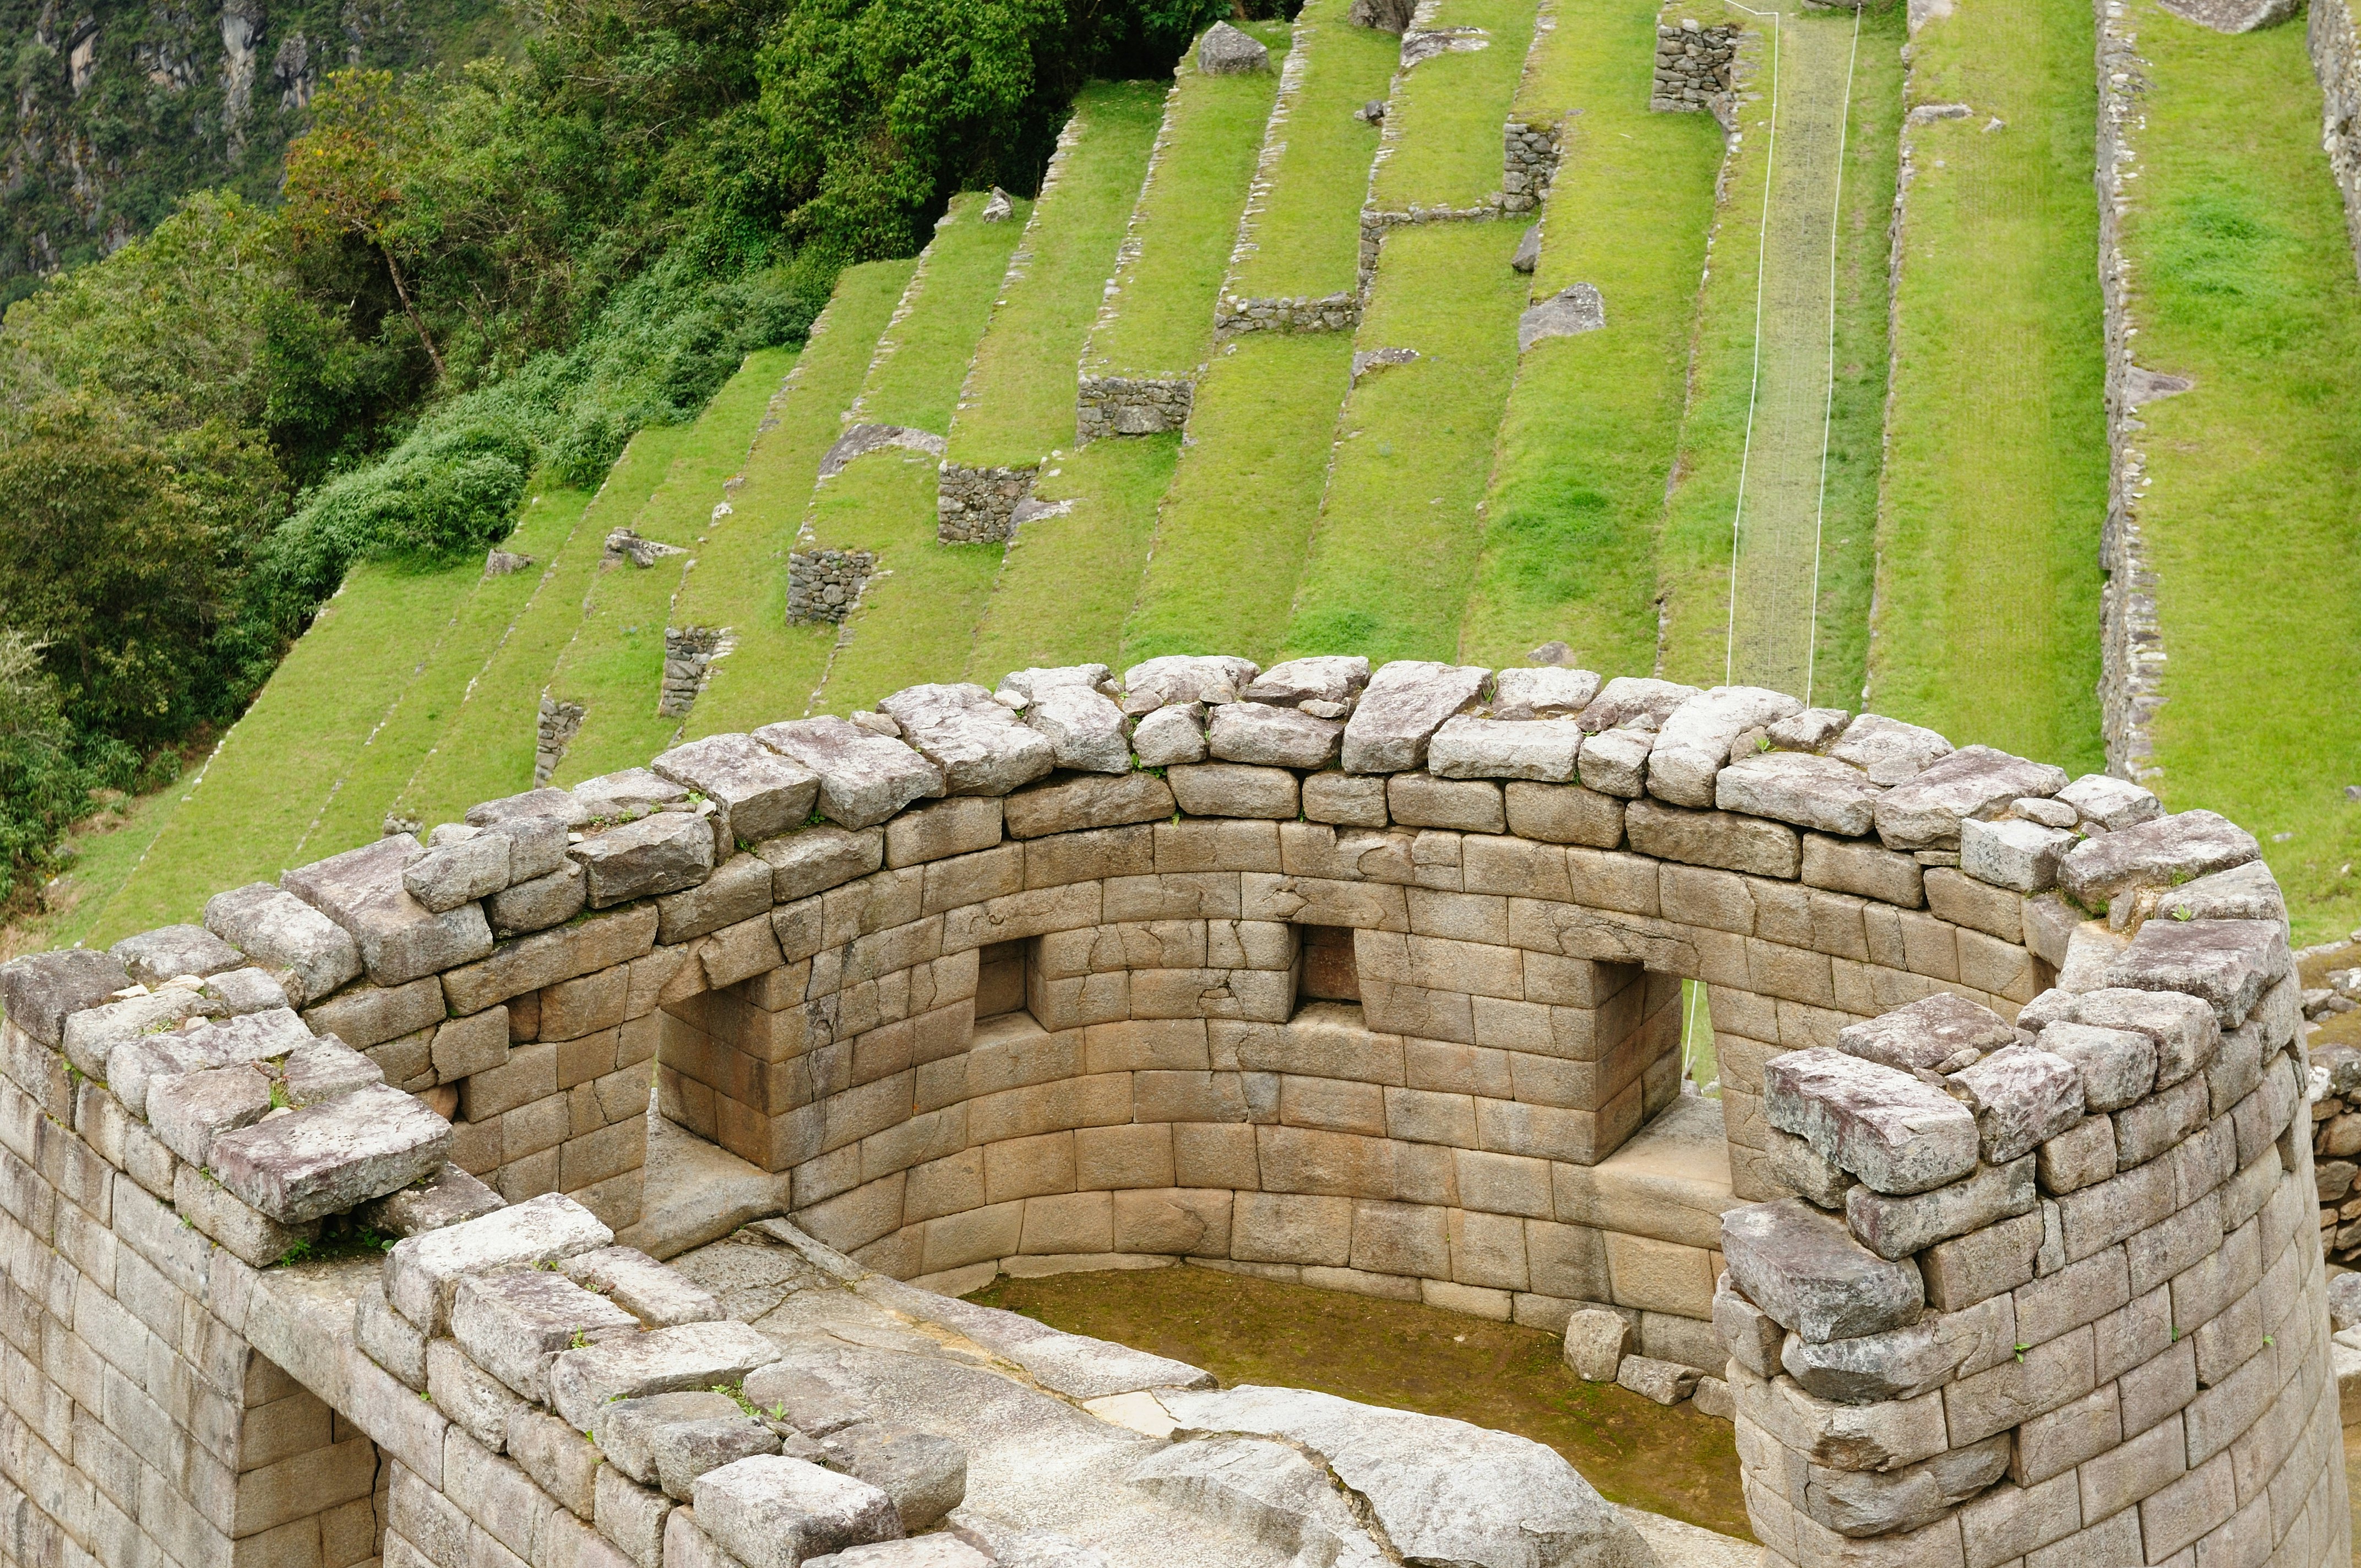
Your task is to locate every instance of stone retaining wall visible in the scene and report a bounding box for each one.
[2309,0,2361,281]
[786,549,876,624]
[535,698,584,787]
[934,464,1038,545]
[1651,19,1737,117]
[660,627,722,720]
[1075,375,1194,440]
[1720,910,2346,1562]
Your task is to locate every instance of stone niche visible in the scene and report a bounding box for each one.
[0,652,2344,1568]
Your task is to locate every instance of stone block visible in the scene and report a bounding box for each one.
[404,832,513,913]
[1716,752,1882,837]
[1387,775,1505,833]
[754,716,943,829]
[386,1191,614,1332]
[110,922,243,987]
[1503,781,1625,847]
[282,834,497,986]
[488,863,589,937]
[1626,799,1800,879]
[2058,808,2257,911]
[1846,1155,2037,1266]
[1646,687,1802,808]
[1802,835,1924,908]
[453,1266,639,1403]
[693,1455,901,1568]
[563,1246,724,1326]
[1764,1047,1979,1195]
[596,1462,676,1567]
[1302,771,1389,826]
[442,905,660,1015]
[1002,773,1174,838]
[572,812,719,908]
[208,1081,454,1224]
[1720,1199,1924,1343]
[1941,1323,2095,1446]
[825,1423,967,1533]
[1800,1432,2010,1538]
[548,1319,781,1430]
[2037,1021,2156,1112]
[1168,764,1298,819]
[878,683,1057,796]
[760,827,888,905]
[2103,917,2287,1027]
[1872,745,2067,852]
[509,1406,601,1516]
[304,977,447,1052]
[1340,662,1486,772]
[203,883,367,1007]
[1617,1354,1699,1406]
[1949,1046,2084,1165]
[1562,1308,1629,1379]
[148,1063,271,1167]
[427,1335,527,1451]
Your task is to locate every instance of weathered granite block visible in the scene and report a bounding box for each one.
[208,1081,455,1224]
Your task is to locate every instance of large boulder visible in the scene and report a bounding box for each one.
[1348,0,1418,30]
[1197,20,1270,73]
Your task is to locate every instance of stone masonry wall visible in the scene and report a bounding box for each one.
[1721,901,2346,1563]
[1651,19,1737,117]
[659,628,722,721]
[785,549,875,624]
[1075,375,1194,441]
[2309,0,2361,282]
[934,464,1037,545]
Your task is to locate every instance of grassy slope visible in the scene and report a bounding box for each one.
[806,195,1028,714]
[1867,0,2106,768]
[675,263,917,739]
[89,484,595,938]
[1369,0,1538,211]
[1656,3,1904,702]
[947,81,1169,471]
[1456,0,1725,671]
[1283,221,1530,663]
[1086,25,1293,382]
[1122,0,1397,665]
[2123,4,2361,943]
[543,350,801,783]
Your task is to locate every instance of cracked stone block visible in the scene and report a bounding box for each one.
[1837,993,2018,1077]
[490,863,589,936]
[428,1336,528,1452]
[823,1425,969,1533]
[387,1192,615,1333]
[755,825,885,903]
[1713,1273,1787,1378]
[61,986,214,1079]
[550,1319,782,1430]
[0,947,137,1047]
[573,810,718,907]
[2140,859,2285,928]
[604,1392,749,1487]
[564,1246,725,1326]
[656,1417,786,1502]
[1948,1045,2085,1164]
[149,1064,272,1166]
[360,1163,504,1238]
[469,785,595,829]
[1002,773,1176,839]
[1713,750,1881,836]
[1208,702,1343,770]
[743,1365,867,1437]
[2032,1022,2156,1111]
[1845,1156,2036,1261]
[1765,1127,1851,1208]
[1961,817,2074,894]
[357,1284,429,1387]
[208,1081,454,1224]
[2103,916,2287,1029]
[2060,988,2220,1088]
[1720,1199,1924,1343]
[878,684,1057,796]
[1615,1355,1698,1406]
[1562,1309,1630,1380]
[109,923,243,986]
[403,834,513,913]
[203,967,292,1015]
[692,1455,904,1568]
[1120,655,1259,712]
[281,835,496,987]
[1764,1047,1980,1195]
[1243,656,1369,710]
[1340,661,1487,773]
[454,1267,641,1403]
[1870,745,2069,851]
[107,1005,313,1118]
[2055,773,2162,832]
[754,718,944,830]
[1022,684,1133,774]
[1581,677,1697,733]
[1130,704,1207,767]
[1827,714,1953,785]
[1125,1435,1384,1568]
[2058,808,2257,911]
[1645,686,1802,808]
[1427,715,1582,782]
[1490,666,1597,720]
[1800,1433,2010,1538]
[573,770,688,824]
[655,733,822,843]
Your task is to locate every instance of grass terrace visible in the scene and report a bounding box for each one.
[1119,333,1358,667]
[676,263,917,740]
[857,193,1030,437]
[1225,0,1401,301]
[2117,0,2361,943]
[1867,0,2107,770]
[947,80,1168,470]
[1655,2,1902,702]
[1283,220,1530,663]
[1369,0,1541,211]
[1085,24,1293,380]
[1456,0,1724,671]
[965,437,1182,678]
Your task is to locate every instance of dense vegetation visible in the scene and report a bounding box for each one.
[0,0,1259,901]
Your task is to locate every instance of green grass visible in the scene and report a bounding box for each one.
[1119,333,1357,666]
[544,349,801,782]
[1281,221,1530,663]
[965,435,1181,677]
[947,81,1169,470]
[677,262,917,741]
[2118,1,2361,944]
[1086,24,1293,379]
[1226,0,1401,300]
[1867,0,2106,768]
[1455,0,1726,671]
[1655,2,1903,702]
[857,192,1031,435]
[1369,0,1540,210]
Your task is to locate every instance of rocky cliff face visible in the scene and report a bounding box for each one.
[0,0,500,299]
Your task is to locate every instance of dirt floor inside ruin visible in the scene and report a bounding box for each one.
[971,1262,1754,1540]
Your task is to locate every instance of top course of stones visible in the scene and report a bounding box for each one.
[0,653,2276,1271]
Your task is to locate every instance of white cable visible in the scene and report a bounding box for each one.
[1723,0,1780,689]
[1803,4,1864,707]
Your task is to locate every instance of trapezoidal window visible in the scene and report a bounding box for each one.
[1295,924,1360,1012]
[975,939,1030,1021]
